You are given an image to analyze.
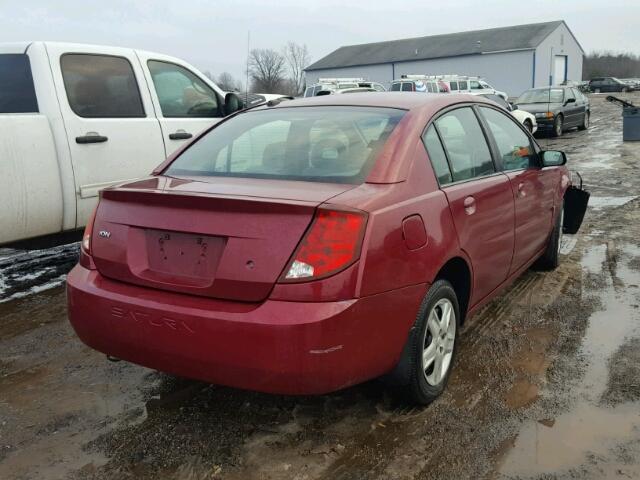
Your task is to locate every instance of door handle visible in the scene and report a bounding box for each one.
[463,196,476,215]
[76,132,108,144]
[169,131,193,140]
[517,182,526,197]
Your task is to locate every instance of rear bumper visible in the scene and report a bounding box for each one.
[67,266,426,395]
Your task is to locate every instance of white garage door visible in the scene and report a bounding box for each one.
[554,55,567,85]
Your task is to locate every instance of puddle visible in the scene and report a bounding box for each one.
[499,242,640,476]
[581,243,606,276]
[588,196,638,211]
[501,401,640,475]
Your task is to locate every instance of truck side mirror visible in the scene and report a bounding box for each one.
[224,92,244,116]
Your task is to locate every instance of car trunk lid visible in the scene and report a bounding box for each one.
[90,176,356,302]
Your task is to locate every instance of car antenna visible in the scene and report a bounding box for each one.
[245,30,250,108]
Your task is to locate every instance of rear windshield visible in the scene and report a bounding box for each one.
[0,54,38,113]
[165,106,405,184]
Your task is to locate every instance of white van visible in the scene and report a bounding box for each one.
[0,42,243,247]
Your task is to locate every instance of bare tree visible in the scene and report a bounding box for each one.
[583,51,640,79]
[283,42,311,95]
[216,72,242,92]
[248,48,286,93]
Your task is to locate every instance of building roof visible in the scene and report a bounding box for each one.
[306,21,572,71]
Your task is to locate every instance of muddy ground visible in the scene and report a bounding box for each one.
[1,93,639,480]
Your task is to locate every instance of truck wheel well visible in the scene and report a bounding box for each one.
[435,257,471,324]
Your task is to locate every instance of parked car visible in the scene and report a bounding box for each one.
[236,92,293,107]
[304,78,385,97]
[561,80,590,93]
[435,75,509,101]
[514,86,590,137]
[620,78,640,90]
[0,41,243,247]
[478,93,537,133]
[390,77,448,93]
[589,77,634,93]
[67,92,582,404]
[316,87,377,95]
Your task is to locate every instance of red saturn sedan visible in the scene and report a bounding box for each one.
[67,92,574,404]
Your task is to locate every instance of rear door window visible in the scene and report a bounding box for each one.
[422,125,452,185]
[450,81,458,91]
[459,80,468,90]
[61,54,144,118]
[434,107,495,182]
[0,54,38,113]
[147,60,221,117]
[401,82,413,92]
[479,106,536,171]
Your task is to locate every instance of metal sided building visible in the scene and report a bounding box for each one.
[304,21,584,97]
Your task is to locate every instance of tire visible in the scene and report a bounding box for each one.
[551,114,563,137]
[524,119,533,133]
[578,111,590,131]
[395,280,460,405]
[534,204,564,271]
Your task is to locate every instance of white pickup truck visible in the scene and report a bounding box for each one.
[0,41,244,247]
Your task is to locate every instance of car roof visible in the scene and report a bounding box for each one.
[270,92,481,111]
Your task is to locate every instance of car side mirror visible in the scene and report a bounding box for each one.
[564,98,576,106]
[541,150,567,167]
[223,92,244,116]
[510,103,518,111]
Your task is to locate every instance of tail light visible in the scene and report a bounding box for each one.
[79,205,98,269]
[280,208,367,282]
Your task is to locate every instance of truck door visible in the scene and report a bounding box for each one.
[135,51,226,156]
[0,50,63,245]
[45,44,166,229]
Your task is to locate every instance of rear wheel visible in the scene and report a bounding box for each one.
[399,280,460,405]
[578,111,590,131]
[534,204,564,271]
[552,115,563,137]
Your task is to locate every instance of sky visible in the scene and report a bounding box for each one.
[1,0,639,84]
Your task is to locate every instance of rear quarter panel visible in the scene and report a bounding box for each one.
[339,140,463,298]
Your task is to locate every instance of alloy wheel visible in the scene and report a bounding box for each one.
[422,298,456,386]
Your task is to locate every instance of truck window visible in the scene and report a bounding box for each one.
[147,60,221,118]
[61,54,145,118]
[0,54,38,113]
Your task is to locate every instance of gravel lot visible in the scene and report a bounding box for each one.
[1,93,639,480]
